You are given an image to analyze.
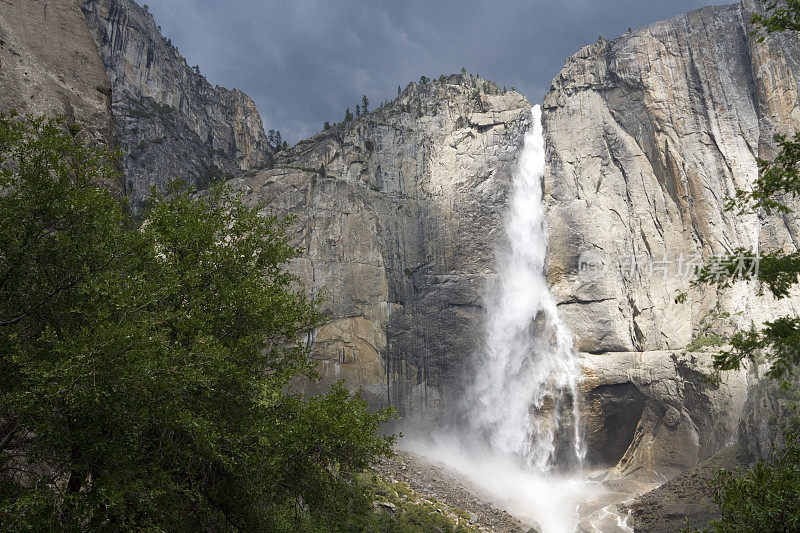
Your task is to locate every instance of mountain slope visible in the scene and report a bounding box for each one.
[82,0,272,210]
[228,75,531,417]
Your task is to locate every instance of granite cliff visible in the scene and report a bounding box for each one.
[77,0,799,480]
[82,0,272,211]
[0,0,119,192]
[544,1,800,478]
[220,0,800,481]
[227,76,531,419]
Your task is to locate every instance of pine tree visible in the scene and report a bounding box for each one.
[361,95,369,114]
[323,121,331,130]
[355,104,360,118]
[345,107,353,122]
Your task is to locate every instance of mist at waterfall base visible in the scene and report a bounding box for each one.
[399,106,628,533]
[400,432,605,532]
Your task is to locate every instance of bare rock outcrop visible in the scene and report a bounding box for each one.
[737,375,799,461]
[0,0,116,164]
[581,351,748,480]
[544,2,800,356]
[227,76,531,417]
[81,0,272,210]
[543,1,800,476]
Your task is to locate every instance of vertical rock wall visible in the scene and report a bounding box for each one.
[82,0,272,210]
[543,2,800,478]
[228,76,531,418]
[0,0,118,192]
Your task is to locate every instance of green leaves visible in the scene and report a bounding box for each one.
[0,113,394,531]
[726,133,800,216]
[687,8,800,533]
[688,115,800,382]
[751,1,800,37]
[699,429,800,533]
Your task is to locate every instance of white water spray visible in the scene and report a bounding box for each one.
[468,104,584,471]
[403,106,612,533]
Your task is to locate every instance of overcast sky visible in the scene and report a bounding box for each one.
[144,0,715,143]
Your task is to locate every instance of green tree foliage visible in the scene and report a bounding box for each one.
[361,95,369,114]
[751,0,800,35]
[698,428,800,533]
[0,113,394,531]
[729,132,800,216]
[267,129,284,151]
[323,121,331,130]
[345,107,353,122]
[690,111,800,380]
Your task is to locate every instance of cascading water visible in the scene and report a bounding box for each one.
[467,104,584,471]
[403,106,624,533]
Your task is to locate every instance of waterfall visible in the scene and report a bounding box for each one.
[404,106,611,533]
[467,104,584,471]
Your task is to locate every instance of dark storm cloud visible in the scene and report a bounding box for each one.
[144,0,713,143]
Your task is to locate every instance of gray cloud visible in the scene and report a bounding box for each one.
[144,0,713,143]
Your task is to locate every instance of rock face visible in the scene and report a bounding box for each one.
[581,351,748,480]
[543,1,800,478]
[82,0,272,210]
[544,2,800,355]
[227,76,531,417]
[738,377,799,461]
[72,0,798,479]
[0,0,116,157]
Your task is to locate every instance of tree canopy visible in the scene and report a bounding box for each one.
[0,112,394,531]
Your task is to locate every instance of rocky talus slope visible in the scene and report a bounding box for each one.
[544,1,800,480]
[373,451,531,532]
[626,445,752,532]
[227,75,530,418]
[82,0,272,211]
